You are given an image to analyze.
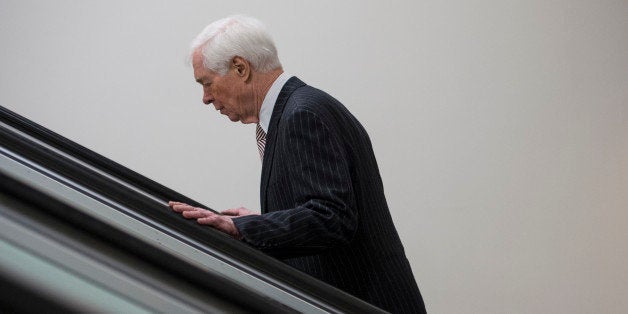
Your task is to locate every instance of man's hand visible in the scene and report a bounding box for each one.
[168,201,258,240]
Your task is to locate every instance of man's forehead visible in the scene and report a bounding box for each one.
[192,52,208,81]
[193,65,219,84]
[191,51,204,69]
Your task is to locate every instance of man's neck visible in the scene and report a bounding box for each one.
[252,68,284,119]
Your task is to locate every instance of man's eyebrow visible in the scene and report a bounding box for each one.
[196,78,211,85]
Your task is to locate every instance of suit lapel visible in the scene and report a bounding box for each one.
[260,77,306,213]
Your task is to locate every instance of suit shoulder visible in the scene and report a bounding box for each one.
[285,85,349,118]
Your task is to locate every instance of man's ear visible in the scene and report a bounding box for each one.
[231,56,250,81]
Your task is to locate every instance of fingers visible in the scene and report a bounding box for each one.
[221,207,255,217]
[182,208,213,219]
[170,201,252,218]
[220,208,241,216]
[170,201,223,222]
[169,201,192,212]
[169,201,212,220]
[170,203,196,213]
[169,201,242,239]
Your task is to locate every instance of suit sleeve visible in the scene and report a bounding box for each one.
[232,108,358,258]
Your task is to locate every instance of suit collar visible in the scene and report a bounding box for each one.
[260,76,306,212]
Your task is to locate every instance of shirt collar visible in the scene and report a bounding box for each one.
[259,72,290,133]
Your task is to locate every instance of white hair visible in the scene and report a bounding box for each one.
[190,15,282,75]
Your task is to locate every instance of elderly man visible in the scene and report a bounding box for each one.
[169,15,426,313]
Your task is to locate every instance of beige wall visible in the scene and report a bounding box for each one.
[1,1,627,313]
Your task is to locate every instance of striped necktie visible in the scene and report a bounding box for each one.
[256,123,266,160]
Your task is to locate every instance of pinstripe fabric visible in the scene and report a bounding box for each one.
[233,77,426,313]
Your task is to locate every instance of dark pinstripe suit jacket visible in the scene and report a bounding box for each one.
[233,77,426,313]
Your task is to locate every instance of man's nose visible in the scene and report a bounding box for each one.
[203,93,213,105]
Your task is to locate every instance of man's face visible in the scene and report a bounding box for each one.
[192,51,255,123]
